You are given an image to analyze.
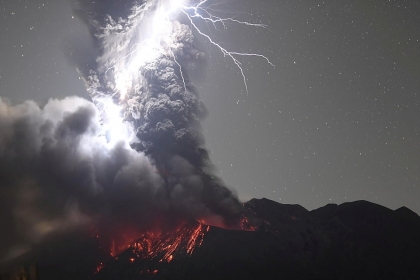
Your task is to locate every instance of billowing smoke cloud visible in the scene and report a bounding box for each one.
[0,97,164,261]
[0,0,245,266]
[75,0,243,227]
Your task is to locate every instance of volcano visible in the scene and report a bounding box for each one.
[86,198,420,280]
[3,198,420,280]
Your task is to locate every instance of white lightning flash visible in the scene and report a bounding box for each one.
[106,0,273,97]
[96,97,133,146]
[180,0,275,93]
[97,0,274,142]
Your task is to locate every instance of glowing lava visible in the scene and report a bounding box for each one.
[92,213,262,276]
[129,222,209,262]
[94,221,210,274]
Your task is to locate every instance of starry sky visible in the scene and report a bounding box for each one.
[1,0,419,214]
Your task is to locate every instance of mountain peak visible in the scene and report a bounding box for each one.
[88,199,420,280]
[3,199,420,280]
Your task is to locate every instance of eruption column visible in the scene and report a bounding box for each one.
[79,0,273,229]
[0,0,273,270]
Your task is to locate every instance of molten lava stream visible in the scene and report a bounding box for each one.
[93,216,260,276]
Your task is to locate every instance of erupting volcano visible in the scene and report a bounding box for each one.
[73,0,273,261]
[2,0,420,279]
[0,0,270,277]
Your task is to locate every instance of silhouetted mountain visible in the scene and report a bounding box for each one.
[3,199,419,279]
[91,198,420,280]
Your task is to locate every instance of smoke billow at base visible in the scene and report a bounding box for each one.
[0,0,251,271]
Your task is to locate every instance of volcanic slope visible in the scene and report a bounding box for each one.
[92,198,420,280]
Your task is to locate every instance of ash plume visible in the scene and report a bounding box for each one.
[0,0,245,266]
[75,0,244,226]
[0,97,163,263]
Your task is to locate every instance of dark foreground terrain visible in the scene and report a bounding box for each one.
[2,198,420,280]
[93,198,420,280]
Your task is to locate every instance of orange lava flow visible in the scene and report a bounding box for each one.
[186,224,208,255]
[125,222,209,263]
[93,212,262,275]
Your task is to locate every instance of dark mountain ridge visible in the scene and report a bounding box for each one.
[2,198,420,280]
[92,198,420,280]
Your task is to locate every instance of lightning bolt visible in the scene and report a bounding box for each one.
[105,0,274,97]
[183,0,267,29]
[95,0,275,142]
[181,0,275,93]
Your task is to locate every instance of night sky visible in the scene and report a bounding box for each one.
[1,0,419,214]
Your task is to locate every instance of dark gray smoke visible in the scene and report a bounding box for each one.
[0,0,245,269]
[76,0,243,226]
[0,97,164,262]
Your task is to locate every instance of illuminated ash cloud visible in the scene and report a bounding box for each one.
[75,0,244,227]
[0,0,264,268]
[0,97,163,262]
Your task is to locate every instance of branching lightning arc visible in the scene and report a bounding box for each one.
[94,0,274,143]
